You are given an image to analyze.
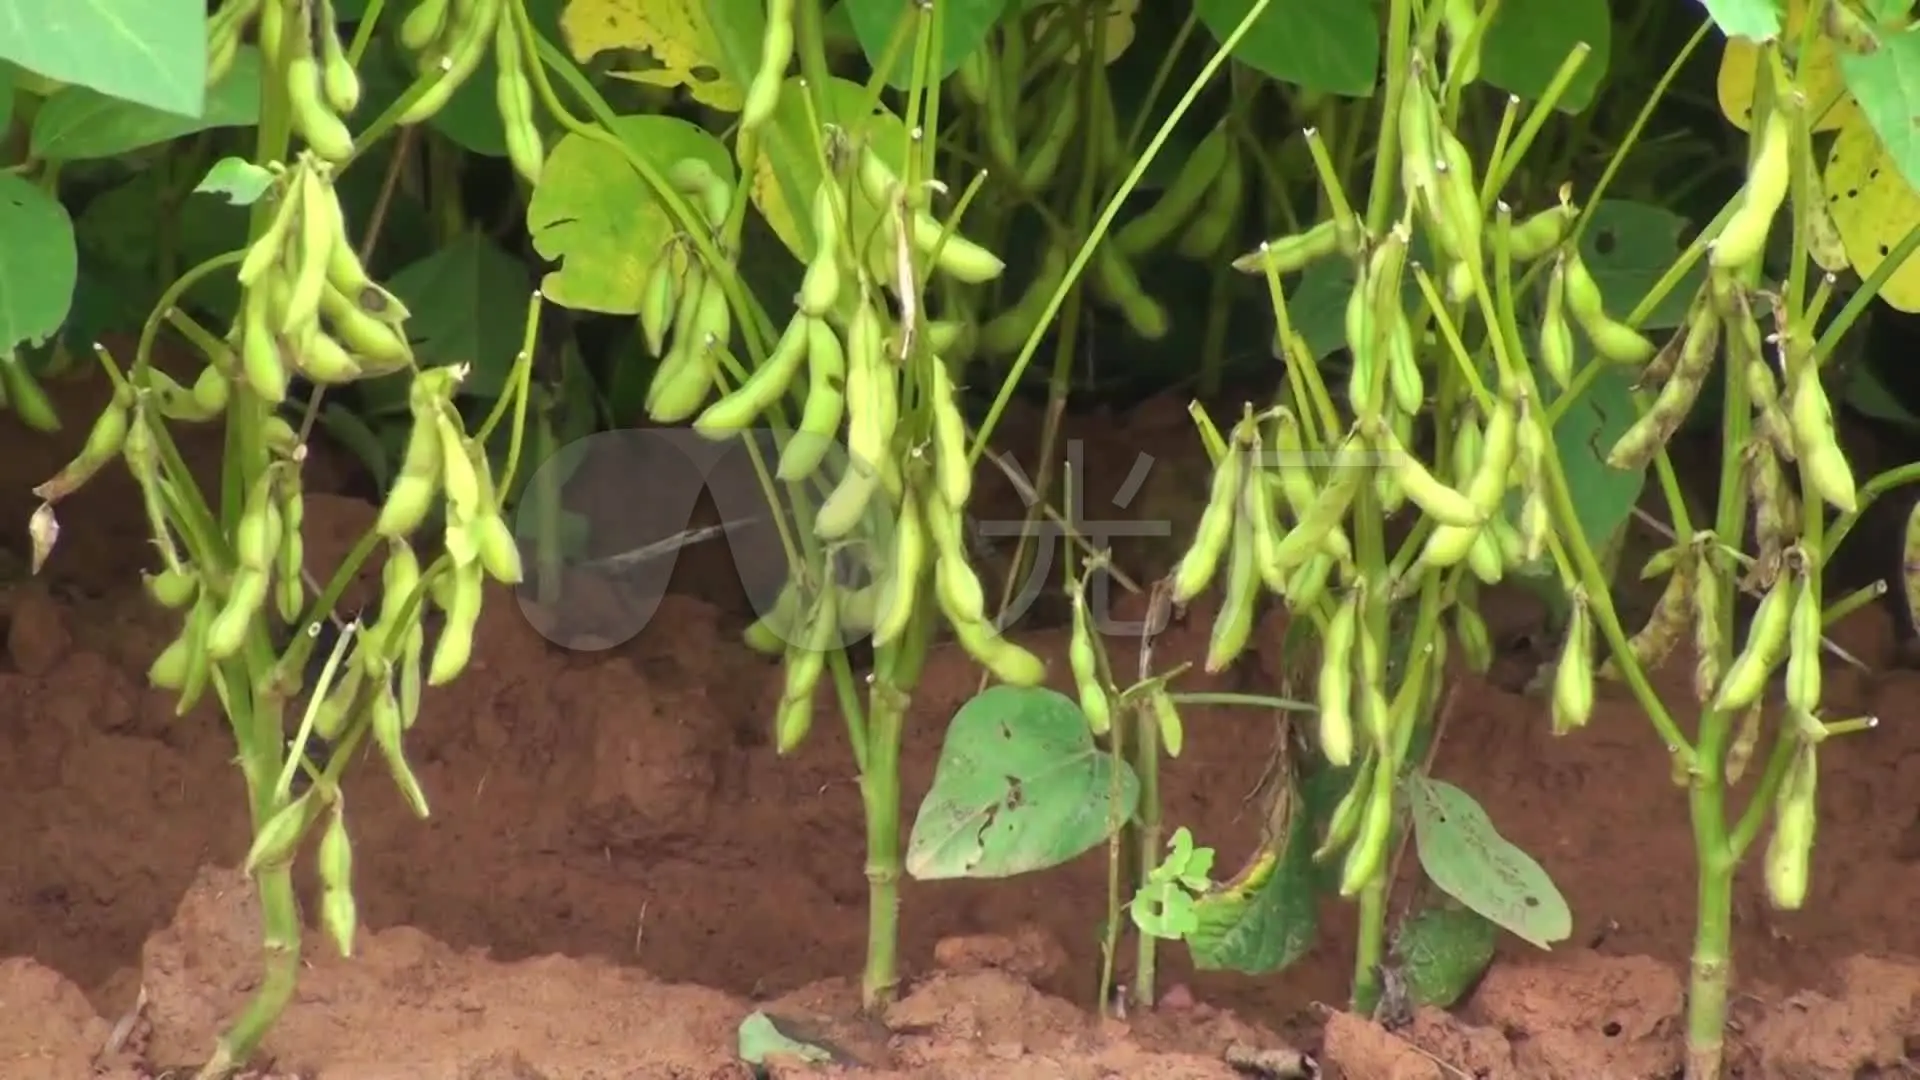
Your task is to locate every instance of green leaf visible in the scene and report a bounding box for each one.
[1406,775,1571,950]
[1133,827,1215,939]
[0,0,206,117]
[1477,0,1611,114]
[29,46,260,160]
[195,156,275,206]
[1184,798,1319,974]
[1843,357,1920,430]
[736,1012,833,1066]
[1580,199,1699,331]
[513,505,589,559]
[1193,0,1379,97]
[1542,362,1646,552]
[386,231,533,400]
[0,64,15,131]
[1839,32,1920,191]
[316,402,398,490]
[58,260,148,348]
[905,685,1139,880]
[1693,0,1782,41]
[75,165,253,322]
[426,50,510,158]
[526,114,733,314]
[1292,226,1441,360]
[1395,901,1498,1008]
[1134,872,1202,938]
[0,172,78,353]
[747,75,910,265]
[844,0,1012,89]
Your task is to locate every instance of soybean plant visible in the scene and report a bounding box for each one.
[1156,38,1594,1013]
[36,160,528,1079]
[1152,15,1902,1077]
[28,0,570,1072]
[648,7,1047,1003]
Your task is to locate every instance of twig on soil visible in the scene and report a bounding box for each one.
[99,982,150,1060]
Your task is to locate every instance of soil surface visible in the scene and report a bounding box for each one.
[4,355,1920,1079]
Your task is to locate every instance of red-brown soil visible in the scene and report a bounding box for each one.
[2,359,1919,1079]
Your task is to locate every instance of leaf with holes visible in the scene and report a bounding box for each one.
[1406,775,1570,950]
[1826,116,1920,312]
[1132,827,1212,939]
[558,0,762,112]
[1578,200,1699,332]
[194,156,274,206]
[906,686,1138,880]
[527,114,733,314]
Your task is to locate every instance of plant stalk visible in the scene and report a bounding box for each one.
[859,662,914,1010]
[1130,694,1162,1008]
[197,868,302,1079]
[200,2,300,1068]
[1683,833,1735,1079]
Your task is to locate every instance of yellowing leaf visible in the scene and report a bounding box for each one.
[559,0,763,112]
[749,76,908,272]
[1717,0,1859,132]
[526,115,734,313]
[1826,116,1920,312]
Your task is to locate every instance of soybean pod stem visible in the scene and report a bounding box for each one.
[1815,221,1920,361]
[1485,43,1590,201]
[1363,0,1413,238]
[475,291,542,495]
[345,0,387,64]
